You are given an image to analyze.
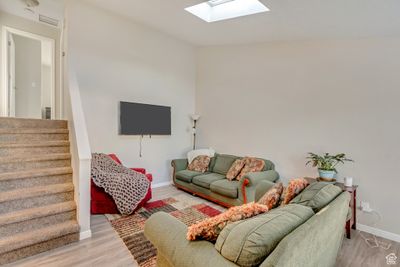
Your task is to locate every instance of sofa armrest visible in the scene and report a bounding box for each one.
[243,170,279,185]
[171,158,188,172]
[144,212,236,267]
[239,170,279,203]
[254,180,276,202]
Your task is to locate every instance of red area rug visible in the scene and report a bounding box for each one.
[107,195,222,267]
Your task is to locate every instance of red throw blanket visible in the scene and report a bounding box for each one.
[91,153,151,215]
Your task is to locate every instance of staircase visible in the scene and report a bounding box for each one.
[0,117,79,265]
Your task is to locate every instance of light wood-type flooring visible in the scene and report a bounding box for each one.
[4,185,399,267]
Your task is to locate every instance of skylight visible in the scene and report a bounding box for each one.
[185,0,269,23]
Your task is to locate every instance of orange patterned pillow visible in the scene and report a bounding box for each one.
[187,202,269,242]
[257,183,284,210]
[226,159,246,181]
[236,157,266,181]
[187,155,211,173]
[280,178,309,206]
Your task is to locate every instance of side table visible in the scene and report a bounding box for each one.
[304,178,358,239]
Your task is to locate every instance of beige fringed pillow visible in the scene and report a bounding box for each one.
[187,202,269,242]
[257,183,284,210]
[226,159,245,181]
[236,157,266,181]
[187,155,211,173]
[281,178,309,206]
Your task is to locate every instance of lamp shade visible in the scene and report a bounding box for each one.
[191,114,201,121]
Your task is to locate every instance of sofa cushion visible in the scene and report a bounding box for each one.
[215,204,315,267]
[213,154,239,175]
[208,154,218,172]
[175,170,204,183]
[290,182,342,212]
[192,173,225,189]
[210,179,239,199]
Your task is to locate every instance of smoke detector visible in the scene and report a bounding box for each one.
[24,0,40,8]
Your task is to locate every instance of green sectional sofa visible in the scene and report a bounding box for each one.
[172,154,279,207]
[145,183,350,267]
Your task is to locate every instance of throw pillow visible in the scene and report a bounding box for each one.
[187,155,211,173]
[187,202,269,242]
[187,148,215,164]
[257,182,284,209]
[280,178,309,206]
[226,159,246,181]
[236,157,266,181]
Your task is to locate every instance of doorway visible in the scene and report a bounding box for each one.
[1,27,55,119]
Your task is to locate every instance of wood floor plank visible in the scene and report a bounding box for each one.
[3,185,399,267]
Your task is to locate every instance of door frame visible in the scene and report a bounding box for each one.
[8,33,15,117]
[1,26,56,118]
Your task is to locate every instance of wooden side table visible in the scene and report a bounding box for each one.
[304,178,358,239]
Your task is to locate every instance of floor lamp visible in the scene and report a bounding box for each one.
[191,114,200,150]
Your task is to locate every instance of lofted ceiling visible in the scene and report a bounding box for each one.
[84,0,400,46]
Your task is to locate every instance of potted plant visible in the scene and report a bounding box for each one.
[306,153,353,182]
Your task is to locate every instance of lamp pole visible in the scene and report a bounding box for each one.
[193,119,197,150]
[191,114,200,150]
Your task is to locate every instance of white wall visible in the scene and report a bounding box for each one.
[196,39,400,236]
[13,34,42,118]
[67,1,196,184]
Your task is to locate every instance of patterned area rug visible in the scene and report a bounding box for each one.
[106,194,223,267]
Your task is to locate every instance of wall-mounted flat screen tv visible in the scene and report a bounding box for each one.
[119,101,171,135]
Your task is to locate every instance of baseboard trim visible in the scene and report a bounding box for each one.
[152,181,173,188]
[357,223,400,243]
[79,230,92,240]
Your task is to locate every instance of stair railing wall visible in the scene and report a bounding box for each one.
[63,67,92,240]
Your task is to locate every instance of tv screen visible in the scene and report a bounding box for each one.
[119,101,171,135]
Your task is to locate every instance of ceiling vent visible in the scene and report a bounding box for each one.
[39,14,59,27]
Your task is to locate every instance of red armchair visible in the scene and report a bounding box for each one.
[91,154,153,214]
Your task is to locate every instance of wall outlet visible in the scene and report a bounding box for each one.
[361,201,373,212]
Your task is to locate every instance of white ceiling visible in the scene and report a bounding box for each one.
[85,0,400,46]
[0,0,64,27]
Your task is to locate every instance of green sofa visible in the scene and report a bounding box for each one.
[171,154,279,207]
[145,183,350,267]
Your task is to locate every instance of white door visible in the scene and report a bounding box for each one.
[7,33,16,117]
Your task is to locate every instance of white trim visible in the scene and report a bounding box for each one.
[79,230,92,240]
[1,26,56,118]
[357,223,400,243]
[1,27,8,116]
[152,181,173,188]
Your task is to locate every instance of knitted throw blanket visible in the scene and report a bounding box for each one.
[91,153,151,215]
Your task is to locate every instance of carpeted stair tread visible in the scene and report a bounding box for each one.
[0,153,71,164]
[0,220,79,254]
[0,128,69,134]
[0,183,74,203]
[0,140,70,148]
[0,118,67,129]
[0,201,76,227]
[0,167,72,182]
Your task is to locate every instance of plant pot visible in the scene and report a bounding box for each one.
[318,169,336,181]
